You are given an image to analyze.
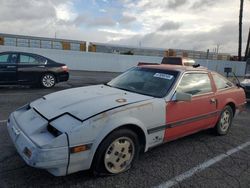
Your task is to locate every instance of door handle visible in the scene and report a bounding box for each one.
[7,65,16,68]
[210,98,217,104]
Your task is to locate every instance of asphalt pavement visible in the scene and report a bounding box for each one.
[0,70,250,188]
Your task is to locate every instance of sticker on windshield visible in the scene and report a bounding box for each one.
[153,73,173,80]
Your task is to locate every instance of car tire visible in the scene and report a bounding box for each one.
[92,129,140,176]
[215,105,233,135]
[41,73,56,88]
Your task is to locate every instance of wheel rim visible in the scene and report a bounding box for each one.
[104,137,135,174]
[220,109,231,132]
[42,75,55,88]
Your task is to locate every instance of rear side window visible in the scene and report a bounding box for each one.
[177,73,212,95]
[212,73,233,90]
[0,54,9,63]
[36,56,47,64]
[20,55,39,64]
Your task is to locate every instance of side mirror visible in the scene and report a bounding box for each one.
[172,92,192,102]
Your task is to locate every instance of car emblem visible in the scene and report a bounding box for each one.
[116,98,127,103]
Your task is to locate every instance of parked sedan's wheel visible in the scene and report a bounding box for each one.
[41,73,56,88]
[92,129,139,176]
[215,105,233,135]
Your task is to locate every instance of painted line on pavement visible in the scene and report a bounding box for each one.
[0,120,7,123]
[156,141,250,188]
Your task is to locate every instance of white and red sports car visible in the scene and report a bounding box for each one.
[7,64,246,176]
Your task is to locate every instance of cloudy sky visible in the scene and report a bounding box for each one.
[0,0,250,55]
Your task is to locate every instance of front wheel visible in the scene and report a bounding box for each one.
[40,73,56,88]
[92,129,139,176]
[215,105,233,135]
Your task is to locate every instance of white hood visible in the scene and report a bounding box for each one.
[30,85,153,121]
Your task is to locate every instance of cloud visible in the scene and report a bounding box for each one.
[0,0,249,55]
[0,0,57,22]
[0,0,78,38]
[55,2,77,21]
[167,0,188,9]
[98,28,137,35]
[88,17,116,27]
[73,14,87,25]
[99,9,107,12]
[0,0,74,23]
[191,0,220,10]
[119,15,137,24]
[110,20,250,55]
[158,21,181,31]
[73,14,116,27]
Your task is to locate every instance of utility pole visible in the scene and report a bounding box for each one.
[245,28,250,60]
[139,41,141,48]
[238,0,244,61]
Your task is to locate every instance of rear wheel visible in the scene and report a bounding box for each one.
[215,105,233,135]
[92,129,139,176]
[41,73,56,88]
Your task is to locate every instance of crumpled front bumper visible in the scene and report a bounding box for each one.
[7,113,69,176]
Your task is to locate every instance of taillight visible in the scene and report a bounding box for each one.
[61,65,68,72]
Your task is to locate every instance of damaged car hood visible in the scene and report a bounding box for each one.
[30,85,153,121]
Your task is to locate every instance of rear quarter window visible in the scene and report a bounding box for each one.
[212,73,233,90]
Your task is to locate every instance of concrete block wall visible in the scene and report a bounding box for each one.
[0,45,246,76]
[196,59,246,77]
[0,45,162,72]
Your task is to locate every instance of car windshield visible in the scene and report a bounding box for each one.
[107,67,179,98]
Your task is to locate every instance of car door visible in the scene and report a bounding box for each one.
[164,72,218,141]
[0,53,18,83]
[17,53,46,83]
